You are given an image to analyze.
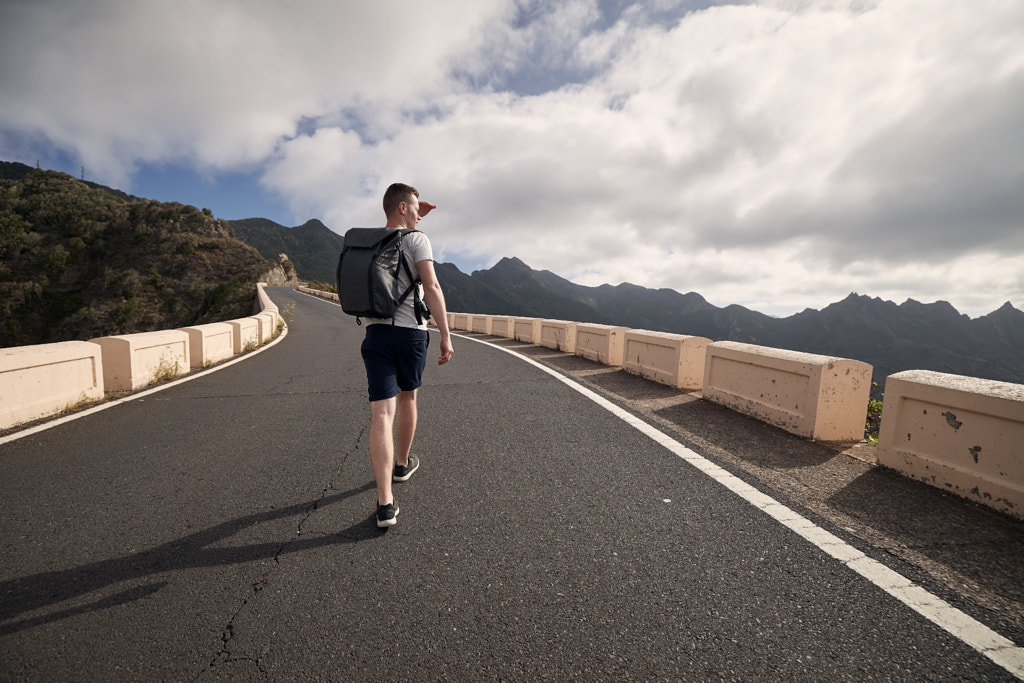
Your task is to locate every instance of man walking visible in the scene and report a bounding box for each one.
[360,183,454,527]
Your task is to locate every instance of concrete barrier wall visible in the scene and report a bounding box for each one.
[255,284,279,330]
[263,307,280,331]
[91,331,191,392]
[254,312,276,344]
[1,284,282,431]
[180,323,235,369]
[703,341,872,443]
[453,313,471,331]
[228,318,261,354]
[298,285,339,303]
[0,341,105,430]
[877,370,1024,519]
[514,318,541,344]
[539,320,577,353]
[491,316,515,338]
[622,330,711,390]
[257,283,277,312]
[470,315,492,335]
[575,324,628,367]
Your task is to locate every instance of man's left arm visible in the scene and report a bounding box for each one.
[416,259,454,365]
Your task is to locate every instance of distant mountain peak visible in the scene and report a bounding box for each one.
[228,217,343,282]
[996,301,1019,313]
[982,301,1023,320]
[493,256,528,268]
[476,256,532,278]
[841,292,886,305]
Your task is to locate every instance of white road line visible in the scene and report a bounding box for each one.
[462,333,1024,680]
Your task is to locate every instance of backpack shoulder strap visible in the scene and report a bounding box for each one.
[395,230,427,325]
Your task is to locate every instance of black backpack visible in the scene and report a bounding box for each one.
[335,228,429,325]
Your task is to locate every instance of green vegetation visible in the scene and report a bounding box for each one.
[865,383,883,443]
[152,356,181,383]
[1,163,282,348]
[62,392,101,414]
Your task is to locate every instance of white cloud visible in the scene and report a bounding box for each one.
[2,0,1022,317]
[0,0,508,184]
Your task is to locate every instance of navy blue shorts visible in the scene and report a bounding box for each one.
[361,325,430,402]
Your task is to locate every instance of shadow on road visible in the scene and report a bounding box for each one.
[654,398,838,470]
[0,481,378,635]
[828,467,1024,634]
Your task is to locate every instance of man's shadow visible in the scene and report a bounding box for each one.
[0,481,381,635]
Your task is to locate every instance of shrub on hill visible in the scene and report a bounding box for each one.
[1,169,279,347]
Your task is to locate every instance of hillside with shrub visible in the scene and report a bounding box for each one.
[227,217,343,283]
[0,161,296,348]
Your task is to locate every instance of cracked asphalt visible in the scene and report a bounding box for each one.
[1,287,1021,680]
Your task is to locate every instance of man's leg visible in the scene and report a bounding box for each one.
[370,397,397,505]
[395,389,418,468]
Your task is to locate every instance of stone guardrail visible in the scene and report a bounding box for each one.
[227,318,261,354]
[181,322,235,369]
[539,320,578,354]
[447,311,1024,519]
[0,341,105,430]
[298,286,340,304]
[623,329,710,391]
[470,315,492,335]
[513,317,542,344]
[453,313,870,441]
[702,341,873,442]
[490,316,515,338]
[877,371,1024,518]
[576,324,628,367]
[91,330,192,392]
[0,283,281,430]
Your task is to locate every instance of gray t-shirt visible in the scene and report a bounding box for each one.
[363,229,434,330]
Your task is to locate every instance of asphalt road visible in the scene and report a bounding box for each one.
[0,287,1021,681]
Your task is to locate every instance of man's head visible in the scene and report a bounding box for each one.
[383,183,421,229]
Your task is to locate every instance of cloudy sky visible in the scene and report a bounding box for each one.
[2,0,1022,317]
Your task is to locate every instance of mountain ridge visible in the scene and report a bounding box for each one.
[226,217,343,285]
[223,212,1022,389]
[433,258,1024,390]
